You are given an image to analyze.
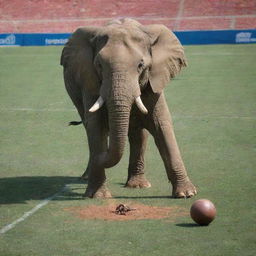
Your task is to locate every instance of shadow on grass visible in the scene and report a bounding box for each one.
[0,176,86,204]
[1,176,186,204]
[176,223,200,228]
[114,195,172,199]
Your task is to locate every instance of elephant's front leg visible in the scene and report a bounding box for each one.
[84,110,111,198]
[149,94,197,198]
[126,126,151,188]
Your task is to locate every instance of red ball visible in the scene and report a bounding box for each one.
[190,199,216,225]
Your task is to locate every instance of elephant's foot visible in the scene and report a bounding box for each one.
[84,183,112,198]
[172,179,197,198]
[125,174,151,188]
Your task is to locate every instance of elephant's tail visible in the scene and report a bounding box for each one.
[68,121,82,126]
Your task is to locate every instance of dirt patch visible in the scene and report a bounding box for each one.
[64,201,188,221]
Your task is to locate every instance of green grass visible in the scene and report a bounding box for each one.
[0,44,255,256]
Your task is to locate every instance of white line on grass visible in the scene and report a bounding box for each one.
[0,185,68,235]
[1,108,255,120]
[0,107,75,112]
[173,116,256,120]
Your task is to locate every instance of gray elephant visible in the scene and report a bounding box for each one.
[60,18,197,198]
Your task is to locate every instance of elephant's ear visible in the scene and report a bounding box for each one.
[60,27,101,89]
[144,25,187,94]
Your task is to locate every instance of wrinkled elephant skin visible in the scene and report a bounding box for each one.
[60,18,197,198]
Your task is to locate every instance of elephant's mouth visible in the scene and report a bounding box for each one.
[139,68,150,90]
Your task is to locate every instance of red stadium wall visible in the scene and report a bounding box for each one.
[0,0,255,33]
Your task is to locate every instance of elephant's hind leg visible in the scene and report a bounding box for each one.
[126,127,151,188]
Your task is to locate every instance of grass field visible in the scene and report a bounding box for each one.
[0,44,255,256]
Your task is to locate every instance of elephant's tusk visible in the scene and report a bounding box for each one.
[89,96,104,112]
[135,96,148,114]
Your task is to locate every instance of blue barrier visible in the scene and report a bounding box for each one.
[0,33,70,46]
[175,30,256,45]
[0,30,255,46]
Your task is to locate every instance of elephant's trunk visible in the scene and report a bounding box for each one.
[98,72,135,168]
[102,102,131,168]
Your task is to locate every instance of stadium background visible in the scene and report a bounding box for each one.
[0,0,255,33]
[1,1,256,255]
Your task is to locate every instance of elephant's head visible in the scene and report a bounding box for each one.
[61,19,187,168]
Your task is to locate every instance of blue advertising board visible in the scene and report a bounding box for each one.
[0,33,70,46]
[0,30,255,47]
[175,30,256,45]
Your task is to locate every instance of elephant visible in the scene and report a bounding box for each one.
[60,18,197,198]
